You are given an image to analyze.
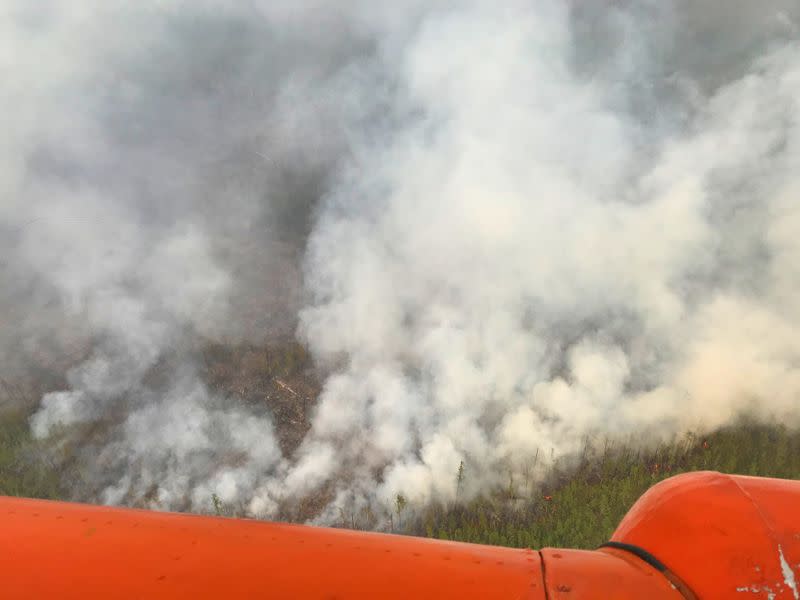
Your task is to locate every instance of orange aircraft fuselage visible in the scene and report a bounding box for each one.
[1,471,798,599]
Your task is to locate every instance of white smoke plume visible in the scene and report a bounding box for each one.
[297,0,800,512]
[2,1,799,519]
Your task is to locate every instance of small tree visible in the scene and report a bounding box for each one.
[395,493,407,529]
[456,460,465,498]
[211,493,223,516]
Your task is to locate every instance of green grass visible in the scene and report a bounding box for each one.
[408,418,800,549]
[0,408,63,499]
[1,403,798,552]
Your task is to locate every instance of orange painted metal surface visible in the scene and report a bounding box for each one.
[612,471,800,599]
[2,472,799,598]
[0,496,544,599]
[540,547,683,599]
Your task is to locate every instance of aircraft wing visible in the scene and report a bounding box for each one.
[1,472,797,599]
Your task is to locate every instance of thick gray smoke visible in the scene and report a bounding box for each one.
[2,1,799,519]
[1,1,359,511]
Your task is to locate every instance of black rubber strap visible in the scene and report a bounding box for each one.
[597,541,668,572]
[598,541,698,600]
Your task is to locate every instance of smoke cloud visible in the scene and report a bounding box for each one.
[2,1,799,519]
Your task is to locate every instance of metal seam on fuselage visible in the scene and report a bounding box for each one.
[728,474,779,543]
[538,549,551,600]
[729,475,800,599]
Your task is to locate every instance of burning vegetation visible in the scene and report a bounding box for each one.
[2,1,800,537]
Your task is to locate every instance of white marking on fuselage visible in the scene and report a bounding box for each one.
[779,544,799,600]
[736,584,776,599]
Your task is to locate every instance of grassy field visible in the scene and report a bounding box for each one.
[1,404,798,550]
[408,418,800,549]
[0,407,63,500]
